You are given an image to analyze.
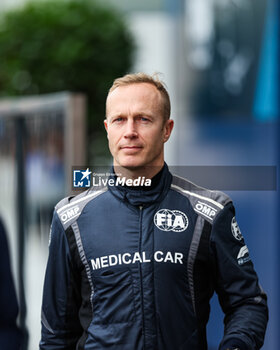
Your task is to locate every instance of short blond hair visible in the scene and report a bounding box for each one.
[107,72,171,121]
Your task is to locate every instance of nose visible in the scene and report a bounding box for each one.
[123,119,138,139]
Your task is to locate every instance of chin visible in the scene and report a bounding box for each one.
[119,163,143,170]
[116,158,145,170]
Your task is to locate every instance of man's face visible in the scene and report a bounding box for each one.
[104,83,173,171]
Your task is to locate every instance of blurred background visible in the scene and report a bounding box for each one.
[0,0,278,349]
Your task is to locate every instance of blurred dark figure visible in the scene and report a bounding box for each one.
[0,218,22,349]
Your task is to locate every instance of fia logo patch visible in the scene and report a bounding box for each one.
[154,209,189,232]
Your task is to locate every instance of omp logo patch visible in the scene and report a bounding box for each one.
[154,209,189,232]
[231,217,243,241]
[237,245,251,265]
[59,205,80,224]
[194,201,217,220]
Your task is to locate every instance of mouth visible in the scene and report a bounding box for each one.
[121,146,142,149]
[120,145,143,153]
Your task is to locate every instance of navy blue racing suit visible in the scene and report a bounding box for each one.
[40,164,268,349]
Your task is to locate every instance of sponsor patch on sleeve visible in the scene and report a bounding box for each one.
[231,216,243,241]
[237,245,251,265]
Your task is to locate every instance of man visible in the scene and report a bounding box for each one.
[40,73,268,350]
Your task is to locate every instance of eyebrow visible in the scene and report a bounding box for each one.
[108,112,155,120]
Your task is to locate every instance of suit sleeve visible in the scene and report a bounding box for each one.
[210,202,268,350]
[40,210,82,350]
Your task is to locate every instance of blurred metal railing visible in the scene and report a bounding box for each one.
[0,92,86,350]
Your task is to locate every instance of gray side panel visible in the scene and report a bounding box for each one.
[187,215,205,315]
[71,221,94,311]
[41,310,55,334]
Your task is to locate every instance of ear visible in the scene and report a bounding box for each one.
[104,119,108,132]
[163,119,174,143]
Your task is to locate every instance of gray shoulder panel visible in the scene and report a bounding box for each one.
[55,187,108,230]
[171,174,232,223]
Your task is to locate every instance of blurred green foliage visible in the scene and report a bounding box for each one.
[0,0,134,163]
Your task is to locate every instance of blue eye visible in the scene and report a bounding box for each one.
[113,117,124,123]
[139,116,150,122]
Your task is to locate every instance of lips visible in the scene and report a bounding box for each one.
[120,145,143,153]
[121,146,142,149]
[120,145,143,150]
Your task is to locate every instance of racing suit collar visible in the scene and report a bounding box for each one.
[108,162,172,207]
